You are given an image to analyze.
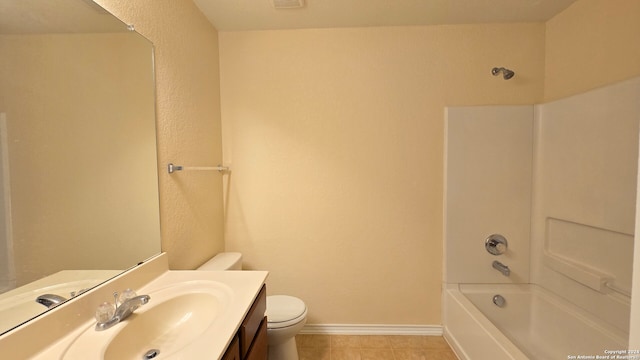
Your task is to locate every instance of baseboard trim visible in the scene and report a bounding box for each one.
[300,324,443,336]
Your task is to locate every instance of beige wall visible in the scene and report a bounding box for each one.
[544,0,640,101]
[219,24,544,324]
[95,0,225,269]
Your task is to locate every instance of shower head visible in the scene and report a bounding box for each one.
[491,67,515,80]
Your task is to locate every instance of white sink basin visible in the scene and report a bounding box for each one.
[62,280,232,360]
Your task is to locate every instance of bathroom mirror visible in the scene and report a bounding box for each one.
[0,0,160,335]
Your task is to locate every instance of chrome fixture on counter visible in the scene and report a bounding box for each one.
[35,287,92,309]
[35,294,68,309]
[95,289,150,331]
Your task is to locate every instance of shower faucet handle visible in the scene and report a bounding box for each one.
[485,234,508,255]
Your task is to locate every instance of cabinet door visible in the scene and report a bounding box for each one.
[240,285,267,358]
[245,317,268,360]
[222,336,240,360]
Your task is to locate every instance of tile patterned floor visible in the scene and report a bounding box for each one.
[296,334,459,360]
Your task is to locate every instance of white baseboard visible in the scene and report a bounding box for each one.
[300,324,443,336]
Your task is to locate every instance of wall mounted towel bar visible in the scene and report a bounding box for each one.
[167,163,230,174]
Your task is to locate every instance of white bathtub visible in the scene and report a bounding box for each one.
[443,284,628,360]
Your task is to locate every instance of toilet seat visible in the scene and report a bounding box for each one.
[266,295,307,329]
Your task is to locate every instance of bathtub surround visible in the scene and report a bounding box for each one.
[531,78,640,333]
[444,77,640,358]
[544,0,640,347]
[444,105,533,285]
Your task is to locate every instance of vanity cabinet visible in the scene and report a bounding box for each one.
[222,336,240,360]
[245,317,267,360]
[223,284,267,360]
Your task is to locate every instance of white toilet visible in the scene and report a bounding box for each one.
[197,253,307,360]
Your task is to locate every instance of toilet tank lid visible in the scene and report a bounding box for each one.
[197,252,242,271]
[266,295,307,323]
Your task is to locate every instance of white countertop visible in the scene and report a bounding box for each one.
[20,267,267,359]
[0,254,268,360]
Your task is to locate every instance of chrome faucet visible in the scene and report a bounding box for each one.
[36,287,93,309]
[492,260,511,276]
[95,291,150,331]
[36,294,67,309]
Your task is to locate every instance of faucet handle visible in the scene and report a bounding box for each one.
[118,288,138,304]
[485,234,508,255]
[95,302,115,323]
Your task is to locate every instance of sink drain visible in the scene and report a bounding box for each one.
[143,349,160,359]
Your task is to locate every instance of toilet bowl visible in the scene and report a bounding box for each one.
[266,295,307,360]
[198,253,307,360]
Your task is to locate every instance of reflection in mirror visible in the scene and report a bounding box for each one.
[0,0,160,335]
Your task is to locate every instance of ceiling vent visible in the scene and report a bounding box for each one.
[273,0,305,9]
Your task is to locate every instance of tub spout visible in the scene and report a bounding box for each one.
[492,261,511,276]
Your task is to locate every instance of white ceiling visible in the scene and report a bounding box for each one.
[193,0,579,32]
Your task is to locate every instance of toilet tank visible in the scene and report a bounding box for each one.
[197,252,242,270]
